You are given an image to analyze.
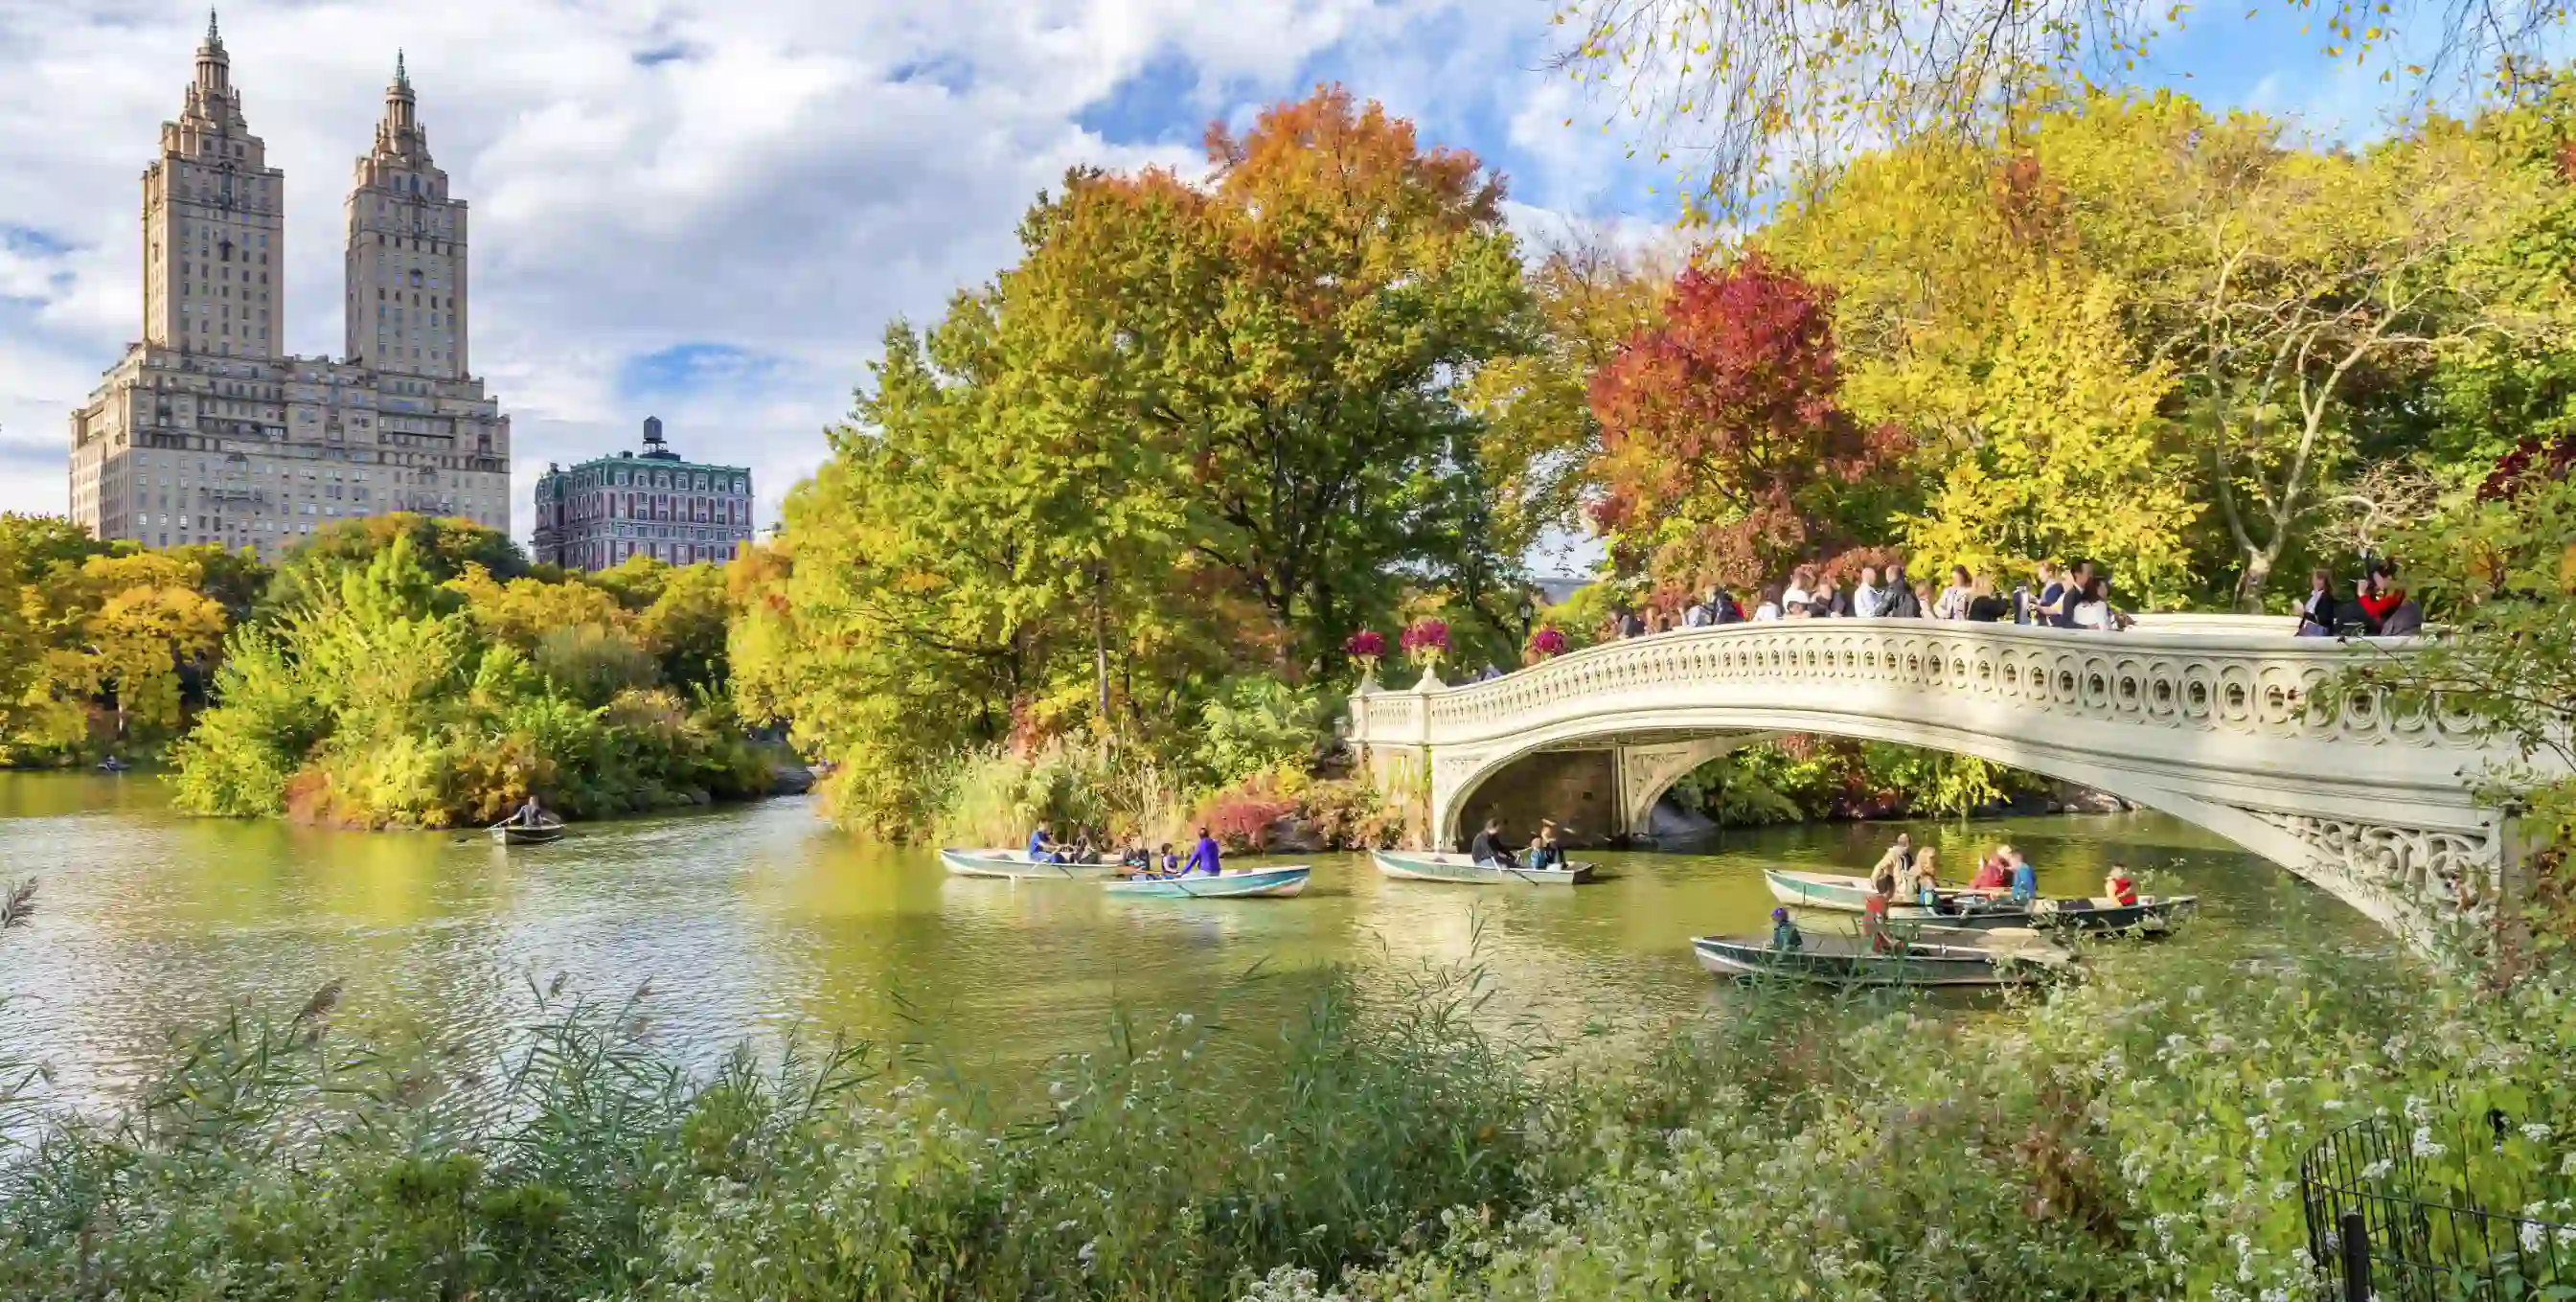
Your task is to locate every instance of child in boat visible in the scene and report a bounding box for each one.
[2105,865,2139,906]
[1155,842,1181,877]
[1912,848,1943,909]
[1861,889,1898,953]
[1527,820,1565,870]
[2008,848,2039,904]
[1769,906,1804,951]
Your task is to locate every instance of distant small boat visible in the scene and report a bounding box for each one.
[1103,865,1311,899]
[939,849,1125,880]
[95,757,130,773]
[1692,927,2069,987]
[1372,849,1594,886]
[490,822,566,846]
[1763,869,2195,934]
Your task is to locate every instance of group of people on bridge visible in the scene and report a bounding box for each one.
[2295,560,2421,637]
[1027,821,1226,879]
[1602,558,2139,647]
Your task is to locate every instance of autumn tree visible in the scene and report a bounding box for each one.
[1546,0,2567,223]
[1900,275,2200,601]
[741,87,1531,831]
[1587,256,1908,591]
[2134,116,2554,605]
[1463,225,1680,591]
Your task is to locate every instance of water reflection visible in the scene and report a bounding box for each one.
[0,773,2389,1101]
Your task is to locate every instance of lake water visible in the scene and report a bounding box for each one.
[0,773,2391,1102]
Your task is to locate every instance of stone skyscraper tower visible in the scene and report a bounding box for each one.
[344,54,470,378]
[140,13,285,360]
[69,18,513,559]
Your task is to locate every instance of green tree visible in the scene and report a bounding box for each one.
[262,513,525,616]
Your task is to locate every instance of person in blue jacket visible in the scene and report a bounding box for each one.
[2008,847,2040,904]
[1185,827,1222,876]
[1026,821,1061,864]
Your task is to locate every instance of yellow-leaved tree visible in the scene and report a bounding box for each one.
[1901,275,2200,602]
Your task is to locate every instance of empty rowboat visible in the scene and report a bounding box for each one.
[1104,865,1311,899]
[938,849,1127,880]
[1692,927,2068,988]
[1763,869,2195,934]
[1371,850,1594,886]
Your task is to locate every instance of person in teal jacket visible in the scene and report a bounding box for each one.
[2009,849,2040,904]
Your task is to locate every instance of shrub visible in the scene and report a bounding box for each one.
[1196,676,1328,786]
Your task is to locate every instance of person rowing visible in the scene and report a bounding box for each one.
[1026,821,1061,864]
[1184,826,1222,877]
[513,793,550,828]
[1469,817,1515,869]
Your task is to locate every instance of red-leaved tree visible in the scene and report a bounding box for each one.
[1586,256,1908,591]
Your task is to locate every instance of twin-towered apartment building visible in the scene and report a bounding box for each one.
[64,17,748,572]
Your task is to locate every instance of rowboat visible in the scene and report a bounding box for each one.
[1763,869,2196,934]
[1103,865,1311,899]
[1692,926,2070,988]
[938,849,1127,880]
[490,821,565,846]
[1371,849,1594,886]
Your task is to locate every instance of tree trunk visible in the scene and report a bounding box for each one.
[2234,537,2284,612]
[1091,564,1110,725]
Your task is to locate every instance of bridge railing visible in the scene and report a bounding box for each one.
[1351,617,2474,755]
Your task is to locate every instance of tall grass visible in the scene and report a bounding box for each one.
[3,926,2568,1299]
[929,740,1192,848]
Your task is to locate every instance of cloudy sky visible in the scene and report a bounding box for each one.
[0,0,2442,536]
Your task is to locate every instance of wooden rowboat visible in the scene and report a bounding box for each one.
[1103,865,1311,899]
[938,849,1126,880]
[1763,869,2195,934]
[1692,926,2069,988]
[490,822,565,846]
[1371,850,1594,886]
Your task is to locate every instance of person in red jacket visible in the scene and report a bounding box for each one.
[2104,865,2139,907]
[2357,562,2405,634]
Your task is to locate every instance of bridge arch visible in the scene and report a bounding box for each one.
[1348,617,2551,949]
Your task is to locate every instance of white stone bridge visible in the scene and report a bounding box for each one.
[1346,615,2556,947]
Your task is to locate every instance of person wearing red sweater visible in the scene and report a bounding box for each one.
[2357,563,2405,633]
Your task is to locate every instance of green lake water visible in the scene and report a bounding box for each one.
[0,773,2394,1100]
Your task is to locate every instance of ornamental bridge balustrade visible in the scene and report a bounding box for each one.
[1345,615,2561,949]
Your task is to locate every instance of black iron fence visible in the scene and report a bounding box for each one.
[2301,1113,2573,1301]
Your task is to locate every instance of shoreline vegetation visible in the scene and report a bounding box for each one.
[3,885,2569,1298]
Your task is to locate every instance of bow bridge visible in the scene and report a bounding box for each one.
[1346,616,2556,948]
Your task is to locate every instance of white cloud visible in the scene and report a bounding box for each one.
[0,0,1669,531]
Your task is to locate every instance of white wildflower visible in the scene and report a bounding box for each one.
[2519,1123,2552,1144]
[2412,1126,2447,1160]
